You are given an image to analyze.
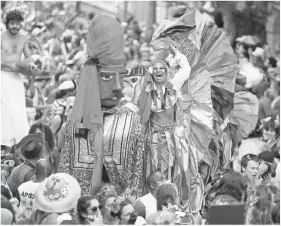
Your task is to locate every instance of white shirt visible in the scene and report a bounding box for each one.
[138,193,157,220]
[18,181,40,219]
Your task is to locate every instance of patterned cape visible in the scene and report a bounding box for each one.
[58,108,145,196]
[150,8,237,168]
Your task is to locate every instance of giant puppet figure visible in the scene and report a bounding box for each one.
[138,8,240,210]
[58,16,145,196]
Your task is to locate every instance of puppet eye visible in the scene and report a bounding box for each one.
[101,75,113,81]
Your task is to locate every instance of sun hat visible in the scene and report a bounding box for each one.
[59,80,75,91]
[15,134,51,167]
[34,173,81,213]
[1,208,14,225]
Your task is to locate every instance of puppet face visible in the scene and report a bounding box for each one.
[99,68,125,107]
[152,61,167,84]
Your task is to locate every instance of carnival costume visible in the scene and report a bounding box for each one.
[138,60,179,182]
[121,66,146,105]
[139,8,239,211]
[58,16,145,196]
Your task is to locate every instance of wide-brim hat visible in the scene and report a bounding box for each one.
[34,173,81,213]
[15,134,51,167]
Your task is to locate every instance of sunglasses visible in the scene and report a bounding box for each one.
[91,204,102,212]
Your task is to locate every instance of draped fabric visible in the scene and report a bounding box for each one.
[150,7,237,166]
[60,15,126,194]
[149,8,237,210]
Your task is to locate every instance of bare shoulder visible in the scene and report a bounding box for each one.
[1,31,7,39]
[18,33,28,42]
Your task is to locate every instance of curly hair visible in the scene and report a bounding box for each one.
[249,185,273,225]
[29,123,55,150]
[117,199,133,219]
[77,195,98,224]
[215,171,247,202]
[95,183,117,207]
[5,10,24,29]
[156,183,178,211]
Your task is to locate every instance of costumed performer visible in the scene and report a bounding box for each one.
[58,15,145,196]
[141,7,238,211]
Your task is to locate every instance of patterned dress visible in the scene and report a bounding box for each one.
[58,108,145,196]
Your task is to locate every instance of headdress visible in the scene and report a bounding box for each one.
[69,15,125,131]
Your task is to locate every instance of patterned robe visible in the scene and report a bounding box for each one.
[58,108,145,196]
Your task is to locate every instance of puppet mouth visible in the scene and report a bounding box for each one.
[111,97,117,100]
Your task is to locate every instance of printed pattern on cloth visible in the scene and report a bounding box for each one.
[58,110,145,196]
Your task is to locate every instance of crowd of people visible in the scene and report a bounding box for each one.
[1,2,280,225]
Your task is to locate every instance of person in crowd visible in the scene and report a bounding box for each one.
[258,151,280,192]
[139,45,151,63]
[45,71,65,104]
[245,184,274,224]
[56,96,75,152]
[32,72,52,111]
[1,9,38,146]
[96,184,118,225]
[29,123,60,172]
[135,171,165,219]
[156,183,180,211]
[29,123,55,151]
[265,56,277,69]
[18,158,52,219]
[8,134,51,188]
[240,154,260,187]
[47,80,76,136]
[77,195,102,224]
[117,199,138,225]
[1,161,13,184]
[32,173,81,224]
[259,88,279,120]
[214,171,247,203]
[252,47,265,70]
